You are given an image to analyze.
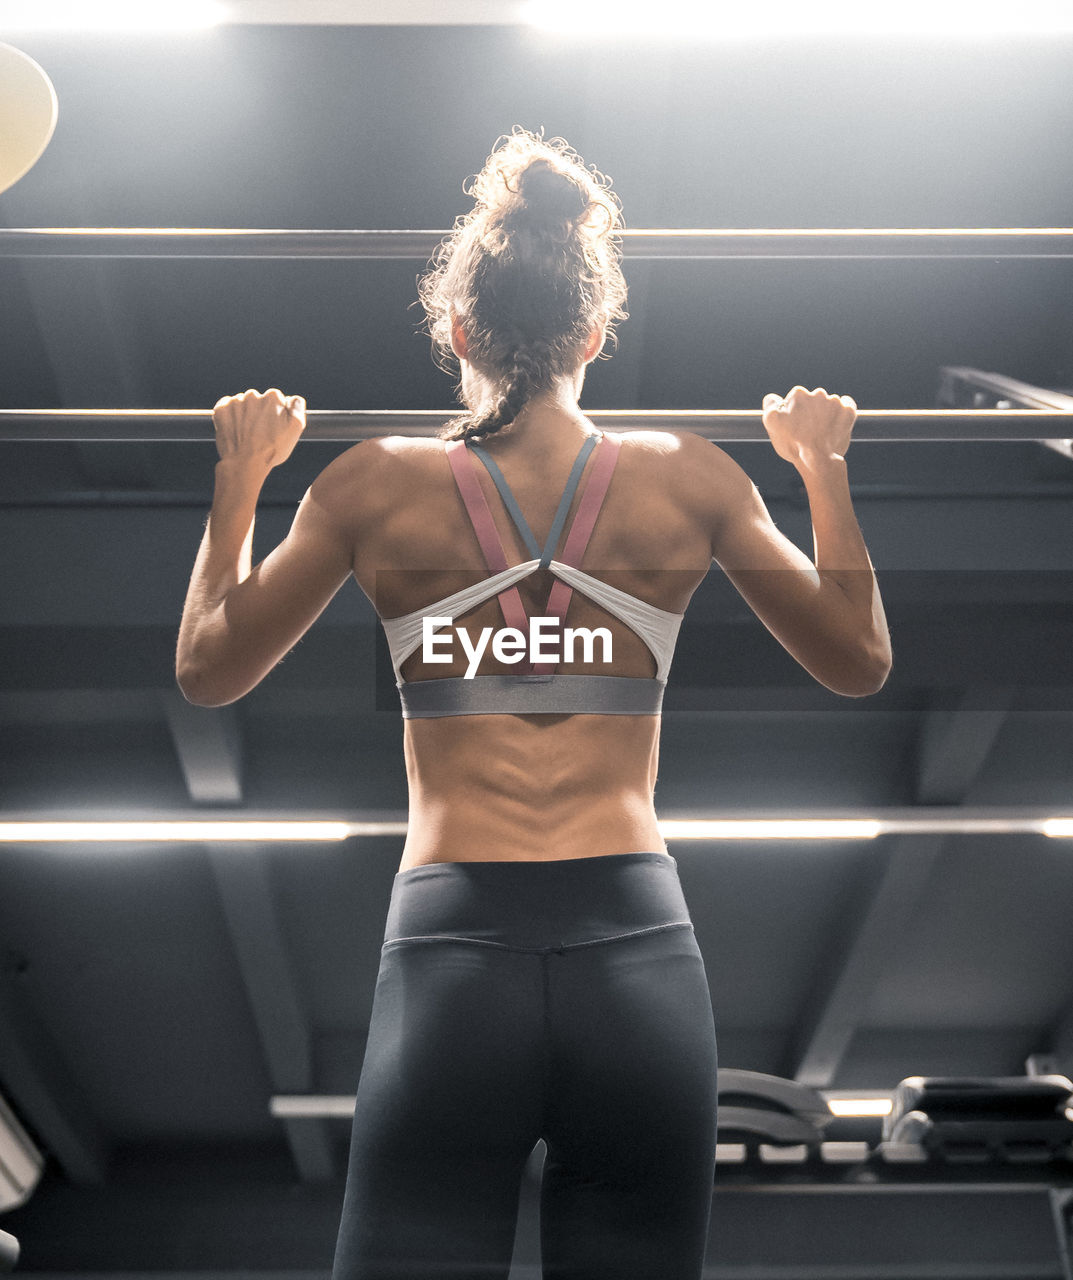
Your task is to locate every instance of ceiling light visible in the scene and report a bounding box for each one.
[0,811,1068,844]
[271,1092,899,1121]
[523,0,1073,37]
[0,821,350,842]
[0,1,226,30]
[659,819,881,840]
[270,1095,356,1118]
[825,1096,895,1117]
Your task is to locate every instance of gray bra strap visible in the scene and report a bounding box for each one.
[398,674,665,719]
[469,434,599,568]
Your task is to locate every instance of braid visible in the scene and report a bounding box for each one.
[442,346,543,442]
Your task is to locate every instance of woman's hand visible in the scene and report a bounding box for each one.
[212,387,306,470]
[761,386,856,470]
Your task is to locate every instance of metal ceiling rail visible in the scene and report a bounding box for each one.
[2,408,1072,443]
[939,367,1073,413]
[1,227,1073,260]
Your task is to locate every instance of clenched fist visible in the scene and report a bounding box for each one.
[212,388,306,470]
[761,386,857,468]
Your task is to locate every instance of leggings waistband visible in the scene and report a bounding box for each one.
[384,851,691,951]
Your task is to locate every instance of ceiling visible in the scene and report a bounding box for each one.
[1,17,1073,1280]
[218,1,531,21]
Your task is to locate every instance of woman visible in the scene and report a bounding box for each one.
[177,131,891,1280]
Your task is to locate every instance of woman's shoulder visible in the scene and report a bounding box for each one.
[608,429,759,554]
[305,436,450,532]
[311,435,446,488]
[611,428,751,491]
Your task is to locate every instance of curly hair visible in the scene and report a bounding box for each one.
[418,129,628,442]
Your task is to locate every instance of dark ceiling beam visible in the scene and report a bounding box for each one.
[790,832,948,1090]
[14,263,146,404]
[0,964,109,1185]
[12,258,152,489]
[0,689,160,725]
[206,851,333,1183]
[790,686,1009,1087]
[915,687,1014,805]
[1,626,1071,703]
[161,691,244,805]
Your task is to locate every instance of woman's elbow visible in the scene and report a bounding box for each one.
[826,642,892,698]
[175,660,241,708]
[838,667,890,699]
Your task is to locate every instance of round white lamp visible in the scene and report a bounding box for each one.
[0,43,59,195]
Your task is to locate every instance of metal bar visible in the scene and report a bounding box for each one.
[940,366,1073,412]
[7,483,1073,507]
[938,368,1073,460]
[2,408,1072,442]
[2,227,1073,260]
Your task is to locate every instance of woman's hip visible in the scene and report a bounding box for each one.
[382,850,693,952]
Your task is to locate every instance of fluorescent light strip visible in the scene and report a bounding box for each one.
[825,1096,895,1117]
[0,1,226,30]
[621,227,1073,239]
[0,822,353,842]
[663,815,1073,840]
[524,0,1073,36]
[654,228,1073,235]
[271,1095,357,1119]
[661,819,881,840]
[0,812,1071,842]
[270,1092,895,1120]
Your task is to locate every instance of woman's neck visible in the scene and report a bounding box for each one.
[479,377,595,449]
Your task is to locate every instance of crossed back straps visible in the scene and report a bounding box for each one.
[444,432,622,676]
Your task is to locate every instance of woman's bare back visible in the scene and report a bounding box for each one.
[339,413,718,869]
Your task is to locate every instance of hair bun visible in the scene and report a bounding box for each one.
[514,160,589,227]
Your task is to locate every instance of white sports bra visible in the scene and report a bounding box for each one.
[381,433,683,718]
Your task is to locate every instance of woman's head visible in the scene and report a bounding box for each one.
[419,129,627,441]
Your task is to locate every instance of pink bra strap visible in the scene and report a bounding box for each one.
[531,433,622,675]
[556,433,621,569]
[445,440,530,636]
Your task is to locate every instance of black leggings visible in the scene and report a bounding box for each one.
[331,852,718,1280]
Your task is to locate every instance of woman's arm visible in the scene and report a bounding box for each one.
[683,386,892,697]
[176,389,356,707]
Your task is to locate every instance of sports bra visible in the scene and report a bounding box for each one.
[381,432,684,718]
